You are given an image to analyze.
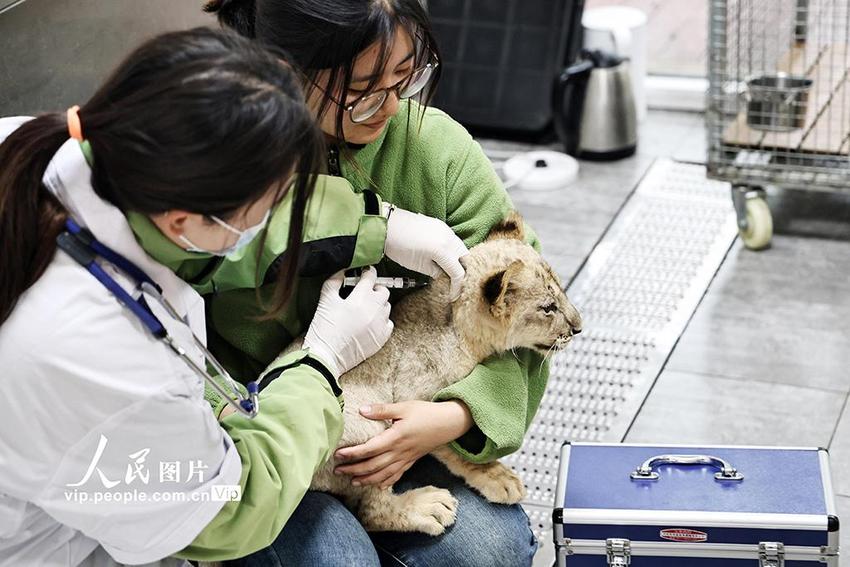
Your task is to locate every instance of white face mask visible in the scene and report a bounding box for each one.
[179,210,270,257]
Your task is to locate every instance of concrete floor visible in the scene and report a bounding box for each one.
[480,109,850,557]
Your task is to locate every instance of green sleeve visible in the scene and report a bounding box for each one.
[434,134,548,463]
[202,175,389,381]
[434,351,549,464]
[443,136,542,251]
[175,349,343,561]
[203,175,388,295]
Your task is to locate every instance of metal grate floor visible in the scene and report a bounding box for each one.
[501,159,739,566]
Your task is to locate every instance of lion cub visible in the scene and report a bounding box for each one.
[306,212,582,535]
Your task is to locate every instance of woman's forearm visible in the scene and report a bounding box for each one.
[440,399,475,442]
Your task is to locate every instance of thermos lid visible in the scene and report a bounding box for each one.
[503,150,579,191]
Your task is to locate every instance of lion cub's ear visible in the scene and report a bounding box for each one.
[482,259,524,319]
[486,211,525,242]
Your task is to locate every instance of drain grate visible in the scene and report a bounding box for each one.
[500,159,739,565]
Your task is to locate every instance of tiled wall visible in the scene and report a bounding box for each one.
[0,0,212,115]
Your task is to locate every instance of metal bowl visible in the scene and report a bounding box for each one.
[743,73,813,132]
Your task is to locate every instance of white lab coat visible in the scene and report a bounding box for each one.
[0,117,242,566]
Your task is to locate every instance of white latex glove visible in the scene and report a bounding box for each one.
[383,205,469,300]
[303,267,393,379]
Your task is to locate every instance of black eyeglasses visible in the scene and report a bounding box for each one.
[327,57,439,123]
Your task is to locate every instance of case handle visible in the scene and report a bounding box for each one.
[630,454,744,482]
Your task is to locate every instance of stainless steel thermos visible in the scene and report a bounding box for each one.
[555,49,638,160]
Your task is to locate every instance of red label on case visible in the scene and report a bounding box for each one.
[660,528,708,542]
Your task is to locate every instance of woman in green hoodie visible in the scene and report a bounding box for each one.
[202,1,545,565]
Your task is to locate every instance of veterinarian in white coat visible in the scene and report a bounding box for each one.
[0,29,404,566]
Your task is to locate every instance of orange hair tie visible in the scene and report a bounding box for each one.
[66,105,83,141]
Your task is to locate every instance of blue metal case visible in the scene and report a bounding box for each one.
[553,443,839,566]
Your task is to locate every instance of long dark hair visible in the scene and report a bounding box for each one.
[204,0,442,142]
[0,27,322,325]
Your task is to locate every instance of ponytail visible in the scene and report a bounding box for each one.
[0,115,70,325]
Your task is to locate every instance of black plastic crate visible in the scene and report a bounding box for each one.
[430,0,584,134]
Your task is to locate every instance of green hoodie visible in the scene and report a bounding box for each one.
[326,100,549,461]
[197,99,548,463]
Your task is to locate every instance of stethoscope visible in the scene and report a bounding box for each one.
[56,218,260,418]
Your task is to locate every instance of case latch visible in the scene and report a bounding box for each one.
[758,542,785,567]
[606,538,631,566]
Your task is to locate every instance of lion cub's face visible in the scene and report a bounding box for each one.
[456,213,582,357]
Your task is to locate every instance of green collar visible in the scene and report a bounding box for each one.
[79,139,217,283]
[125,212,216,281]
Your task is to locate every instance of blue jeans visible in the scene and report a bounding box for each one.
[232,455,538,567]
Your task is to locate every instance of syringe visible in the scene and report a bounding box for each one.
[342,276,430,289]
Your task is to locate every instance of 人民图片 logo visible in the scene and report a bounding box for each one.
[660,528,708,543]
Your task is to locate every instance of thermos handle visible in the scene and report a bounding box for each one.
[553,59,593,155]
[630,454,744,482]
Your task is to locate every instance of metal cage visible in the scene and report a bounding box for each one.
[706,0,850,248]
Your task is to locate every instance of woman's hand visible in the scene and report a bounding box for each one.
[334,400,473,488]
[303,267,393,379]
[383,206,469,300]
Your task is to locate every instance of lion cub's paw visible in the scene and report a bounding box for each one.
[403,486,459,535]
[359,486,458,535]
[468,463,527,505]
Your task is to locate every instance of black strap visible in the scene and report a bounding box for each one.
[258,355,342,397]
[362,189,380,215]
